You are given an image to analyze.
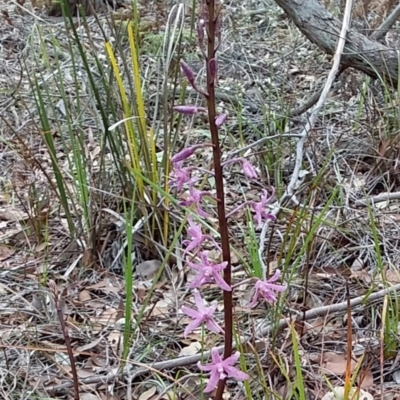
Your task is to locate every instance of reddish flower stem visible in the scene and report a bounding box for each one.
[204,1,233,398]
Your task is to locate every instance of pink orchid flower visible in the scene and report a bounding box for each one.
[182,216,222,256]
[252,189,276,229]
[248,269,286,308]
[187,251,231,291]
[227,188,276,229]
[179,186,212,217]
[221,157,258,179]
[181,290,224,337]
[169,163,197,191]
[198,348,249,393]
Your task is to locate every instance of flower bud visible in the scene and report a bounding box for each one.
[171,144,209,164]
[180,60,197,89]
[173,105,207,115]
[215,113,227,127]
[171,147,197,164]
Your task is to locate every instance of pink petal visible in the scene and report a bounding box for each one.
[242,160,258,179]
[184,241,201,254]
[171,147,196,164]
[223,351,240,365]
[211,348,223,364]
[193,290,207,313]
[181,305,201,319]
[215,113,227,128]
[188,215,201,232]
[213,272,232,291]
[260,212,276,221]
[173,105,207,115]
[184,318,202,337]
[219,371,227,380]
[188,273,205,289]
[261,189,273,203]
[197,361,213,372]
[206,319,224,334]
[197,208,209,218]
[199,251,210,264]
[179,200,193,207]
[263,283,287,292]
[204,370,220,393]
[247,297,258,308]
[187,261,203,271]
[247,287,260,308]
[224,366,249,381]
[187,230,201,242]
[207,303,218,315]
[214,262,228,271]
[261,293,278,303]
[267,269,281,282]
[187,226,202,239]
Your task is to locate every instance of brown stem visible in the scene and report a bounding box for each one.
[204,1,232,399]
[49,280,80,400]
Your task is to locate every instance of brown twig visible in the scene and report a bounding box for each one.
[48,280,80,400]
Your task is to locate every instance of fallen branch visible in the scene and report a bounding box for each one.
[354,191,400,207]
